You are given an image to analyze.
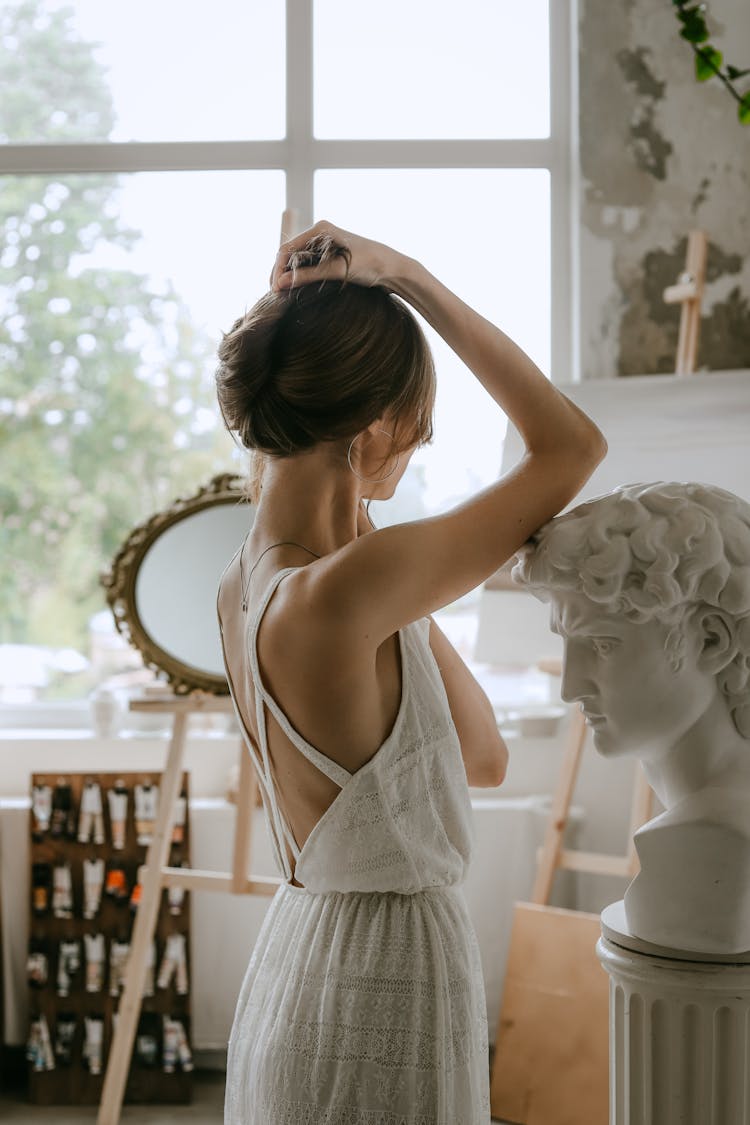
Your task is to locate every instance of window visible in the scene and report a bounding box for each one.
[1,0,573,707]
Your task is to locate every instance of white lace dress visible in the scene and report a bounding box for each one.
[221,566,491,1124]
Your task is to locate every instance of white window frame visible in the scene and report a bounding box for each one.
[0,0,578,381]
[0,0,577,727]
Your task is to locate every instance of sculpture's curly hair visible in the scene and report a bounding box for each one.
[513,482,750,738]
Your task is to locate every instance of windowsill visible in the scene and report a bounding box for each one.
[0,727,238,740]
[0,699,239,738]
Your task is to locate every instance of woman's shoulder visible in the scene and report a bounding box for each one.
[259,564,372,679]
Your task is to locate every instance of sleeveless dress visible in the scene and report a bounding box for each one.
[220,565,491,1124]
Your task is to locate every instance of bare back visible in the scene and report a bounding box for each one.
[217,549,405,886]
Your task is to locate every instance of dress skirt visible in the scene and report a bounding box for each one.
[224,881,491,1124]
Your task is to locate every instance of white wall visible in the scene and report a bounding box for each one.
[1,729,567,1050]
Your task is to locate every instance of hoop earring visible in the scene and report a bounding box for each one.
[347,428,401,483]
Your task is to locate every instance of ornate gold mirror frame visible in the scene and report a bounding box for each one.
[101,473,253,695]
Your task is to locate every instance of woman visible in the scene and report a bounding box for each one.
[215,221,606,1123]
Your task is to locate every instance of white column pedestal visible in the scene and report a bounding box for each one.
[597,901,750,1125]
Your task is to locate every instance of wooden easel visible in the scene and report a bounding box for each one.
[96,695,281,1125]
[490,703,654,1125]
[531,707,653,903]
[663,228,708,376]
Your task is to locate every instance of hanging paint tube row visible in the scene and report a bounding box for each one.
[29,934,156,999]
[31,778,188,849]
[130,1012,194,1072]
[27,931,189,997]
[31,859,186,919]
[26,1012,193,1074]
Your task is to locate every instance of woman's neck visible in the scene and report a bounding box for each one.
[251,452,362,557]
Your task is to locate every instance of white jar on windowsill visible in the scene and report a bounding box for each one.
[88,687,123,738]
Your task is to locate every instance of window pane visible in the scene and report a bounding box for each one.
[0,0,285,142]
[314,0,549,139]
[315,169,550,514]
[1,169,284,700]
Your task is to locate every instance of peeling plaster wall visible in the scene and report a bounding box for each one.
[578,0,750,378]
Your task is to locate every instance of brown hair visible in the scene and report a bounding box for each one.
[215,240,436,503]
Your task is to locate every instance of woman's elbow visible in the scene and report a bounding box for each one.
[479,735,509,788]
[491,738,509,786]
[580,424,607,468]
[591,428,608,464]
[564,428,607,501]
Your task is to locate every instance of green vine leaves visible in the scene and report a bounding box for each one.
[673,1,750,124]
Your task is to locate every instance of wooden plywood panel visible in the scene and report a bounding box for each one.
[490,903,609,1125]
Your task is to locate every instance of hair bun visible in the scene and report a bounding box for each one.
[216,271,436,478]
[216,296,282,438]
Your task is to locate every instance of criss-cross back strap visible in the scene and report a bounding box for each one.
[246,566,352,881]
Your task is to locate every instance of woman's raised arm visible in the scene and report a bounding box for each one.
[274,221,607,643]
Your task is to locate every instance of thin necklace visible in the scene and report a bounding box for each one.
[239,540,321,613]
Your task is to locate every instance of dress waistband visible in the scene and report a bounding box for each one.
[279,880,464,899]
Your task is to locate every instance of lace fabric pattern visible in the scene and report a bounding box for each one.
[220,574,491,1123]
[224,885,490,1123]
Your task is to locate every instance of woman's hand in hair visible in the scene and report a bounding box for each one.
[270,220,406,293]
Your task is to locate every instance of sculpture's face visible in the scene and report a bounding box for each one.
[549,590,716,761]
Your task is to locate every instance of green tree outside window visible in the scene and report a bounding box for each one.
[1,0,235,699]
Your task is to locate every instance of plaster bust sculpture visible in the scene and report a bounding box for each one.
[513,482,750,955]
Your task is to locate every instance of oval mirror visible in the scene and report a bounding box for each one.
[101,473,254,694]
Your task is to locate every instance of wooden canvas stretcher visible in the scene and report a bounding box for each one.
[663,228,708,376]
